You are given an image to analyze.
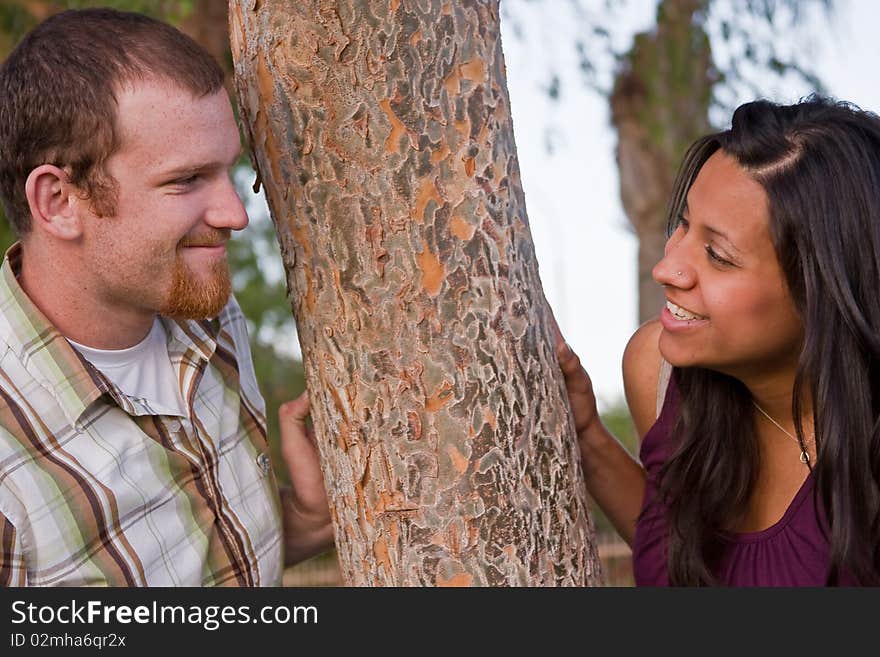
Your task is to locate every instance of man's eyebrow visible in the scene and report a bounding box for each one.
[158,149,244,179]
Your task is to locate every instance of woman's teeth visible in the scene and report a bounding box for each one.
[667,301,706,321]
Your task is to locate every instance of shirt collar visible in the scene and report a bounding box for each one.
[160,314,219,365]
[0,242,220,427]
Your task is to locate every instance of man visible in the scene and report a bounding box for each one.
[0,8,333,585]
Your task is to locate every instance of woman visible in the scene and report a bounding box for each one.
[557,94,880,585]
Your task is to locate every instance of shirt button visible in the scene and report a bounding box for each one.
[257,452,272,475]
[168,420,182,432]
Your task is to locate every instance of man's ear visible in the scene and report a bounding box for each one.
[24,165,83,240]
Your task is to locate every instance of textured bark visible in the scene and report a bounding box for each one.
[611,0,713,323]
[230,0,602,586]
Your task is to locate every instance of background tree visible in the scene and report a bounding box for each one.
[504,0,830,322]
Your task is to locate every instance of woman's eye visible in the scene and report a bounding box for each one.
[705,244,732,266]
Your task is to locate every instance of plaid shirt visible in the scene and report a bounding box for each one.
[0,244,283,586]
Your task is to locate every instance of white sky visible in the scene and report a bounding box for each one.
[242,0,880,413]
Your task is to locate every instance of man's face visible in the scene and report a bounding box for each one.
[80,79,248,320]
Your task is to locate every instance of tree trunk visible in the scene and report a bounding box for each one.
[229,0,602,586]
[611,0,714,324]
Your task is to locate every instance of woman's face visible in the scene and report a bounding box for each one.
[653,150,804,383]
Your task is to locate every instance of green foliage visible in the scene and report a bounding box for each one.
[0,207,17,257]
[588,400,638,538]
[0,1,191,50]
[249,340,305,488]
[601,399,638,457]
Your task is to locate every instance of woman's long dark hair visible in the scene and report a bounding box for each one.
[657,95,880,585]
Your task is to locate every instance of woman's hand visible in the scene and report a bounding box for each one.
[550,313,648,545]
[551,319,602,444]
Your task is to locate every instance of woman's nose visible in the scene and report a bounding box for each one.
[653,244,694,288]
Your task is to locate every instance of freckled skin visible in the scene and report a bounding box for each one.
[82,80,249,322]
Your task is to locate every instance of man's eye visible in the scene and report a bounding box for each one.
[171,174,200,186]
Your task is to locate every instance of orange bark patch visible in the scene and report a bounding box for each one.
[416,240,444,296]
[378,489,410,512]
[229,4,245,61]
[463,156,475,177]
[355,482,373,524]
[406,411,422,439]
[380,98,408,153]
[444,59,486,97]
[446,443,469,475]
[413,176,443,223]
[389,519,400,547]
[443,68,461,96]
[256,52,283,186]
[366,222,388,276]
[437,572,472,587]
[390,0,401,12]
[459,58,486,84]
[482,408,497,431]
[430,141,451,165]
[290,222,313,264]
[448,525,461,556]
[256,50,275,104]
[373,535,392,573]
[305,277,317,313]
[450,215,475,241]
[332,267,346,309]
[426,380,454,412]
[409,28,422,47]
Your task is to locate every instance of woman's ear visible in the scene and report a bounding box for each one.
[24,165,83,240]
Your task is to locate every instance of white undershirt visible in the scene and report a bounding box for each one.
[68,318,187,417]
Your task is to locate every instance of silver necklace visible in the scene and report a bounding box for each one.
[752,401,811,464]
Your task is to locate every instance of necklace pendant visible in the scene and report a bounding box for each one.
[800,451,810,464]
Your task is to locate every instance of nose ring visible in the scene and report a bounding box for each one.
[675,271,683,277]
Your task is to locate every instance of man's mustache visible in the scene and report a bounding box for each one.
[178,228,231,248]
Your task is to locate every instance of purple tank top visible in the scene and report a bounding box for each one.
[631,375,845,586]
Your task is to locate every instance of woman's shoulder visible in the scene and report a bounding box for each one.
[622,318,664,440]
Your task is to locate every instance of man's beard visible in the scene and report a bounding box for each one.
[159,251,232,320]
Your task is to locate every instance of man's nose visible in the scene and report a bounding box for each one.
[205,177,249,231]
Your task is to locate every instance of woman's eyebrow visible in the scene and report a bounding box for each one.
[703,223,743,255]
[683,202,743,254]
